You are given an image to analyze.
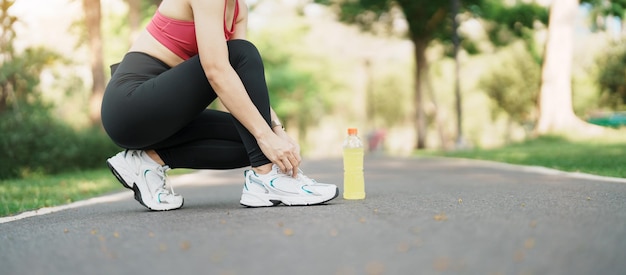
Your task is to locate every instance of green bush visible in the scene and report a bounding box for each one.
[0,103,119,180]
[596,39,626,109]
[479,44,540,126]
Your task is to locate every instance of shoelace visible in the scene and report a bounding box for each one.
[155,165,178,196]
[296,169,317,184]
[271,165,316,184]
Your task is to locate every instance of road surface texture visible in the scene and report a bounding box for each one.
[1,156,625,275]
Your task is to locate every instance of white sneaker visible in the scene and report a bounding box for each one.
[240,164,338,207]
[106,150,184,211]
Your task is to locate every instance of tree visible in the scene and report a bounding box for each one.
[586,0,626,109]
[536,0,626,134]
[125,0,142,42]
[0,0,62,114]
[535,0,605,134]
[536,0,580,133]
[0,0,17,113]
[478,0,623,135]
[473,1,548,140]
[451,0,463,147]
[596,40,626,109]
[479,46,541,141]
[124,0,161,43]
[448,0,547,147]
[477,0,549,63]
[315,0,483,149]
[583,0,626,32]
[82,0,105,125]
[314,0,550,149]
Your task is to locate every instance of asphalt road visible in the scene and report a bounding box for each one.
[1,156,625,275]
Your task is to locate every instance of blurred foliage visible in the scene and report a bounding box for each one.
[582,0,626,32]
[0,0,63,112]
[0,0,16,55]
[469,0,548,63]
[366,59,412,128]
[472,0,549,40]
[479,44,541,128]
[0,103,120,180]
[0,0,120,180]
[314,0,486,149]
[314,0,550,149]
[314,0,397,35]
[587,0,626,110]
[250,21,335,137]
[314,0,547,56]
[582,0,626,16]
[0,47,64,112]
[595,39,626,109]
[138,0,160,19]
[577,0,626,112]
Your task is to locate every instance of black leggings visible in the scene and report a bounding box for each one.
[101,39,271,169]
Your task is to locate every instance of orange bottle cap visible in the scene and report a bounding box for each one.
[348,128,358,135]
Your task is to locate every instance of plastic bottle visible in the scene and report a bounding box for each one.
[343,128,365,200]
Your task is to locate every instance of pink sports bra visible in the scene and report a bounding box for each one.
[146,0,240,60]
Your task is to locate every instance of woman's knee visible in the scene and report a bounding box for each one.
[227,39,258,52]
[227,39,263,66]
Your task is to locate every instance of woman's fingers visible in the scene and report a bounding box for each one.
[291,157,299,178]
[281,152,298,175]
[288,153,301,177]
[281,160,292,174]
[275,150,301,177]
[258,132,302,176]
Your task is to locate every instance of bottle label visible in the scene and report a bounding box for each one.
[343,147,365,199]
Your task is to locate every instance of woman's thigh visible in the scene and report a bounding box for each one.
[149,109,242,150]
[102,53,217,149]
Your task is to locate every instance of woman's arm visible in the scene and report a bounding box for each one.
[231,0,248,40]
[270,108,302,163]
[190,0,299,174]
[233,1,302,170]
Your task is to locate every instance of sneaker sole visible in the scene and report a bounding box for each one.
[107,159,184,211]
[240,187,339,207]
[132,184,184,211]
[106,159,133,189]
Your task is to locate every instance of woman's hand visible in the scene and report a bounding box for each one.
[256,130,301,177]
[274,127,301,164]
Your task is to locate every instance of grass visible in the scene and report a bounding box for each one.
[0,168,193,218]
[0,169,124,218]
[418,134,626,179]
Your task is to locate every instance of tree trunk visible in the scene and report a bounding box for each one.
[413,37,428,149]
[536,0,603,135]
[126,0,141,43]
[83,0,105,125]
[424,60,450,150]
[451,0,465,148]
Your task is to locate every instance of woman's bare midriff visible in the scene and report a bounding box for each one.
[128,30,185,68]
[128,0,239,68]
